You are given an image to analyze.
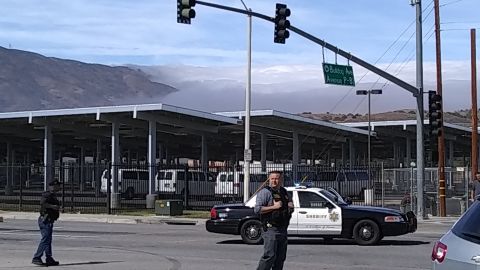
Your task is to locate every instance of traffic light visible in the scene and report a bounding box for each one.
[274,3,291,44]
[177,0,196,24]
[428,90,443,137]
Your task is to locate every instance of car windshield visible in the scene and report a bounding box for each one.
[452,200,480,245]
[320,189,347,205]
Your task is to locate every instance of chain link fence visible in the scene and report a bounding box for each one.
[382,166,470,216]
[3,162,469,215]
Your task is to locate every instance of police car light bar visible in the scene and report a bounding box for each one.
[293,183,312,189]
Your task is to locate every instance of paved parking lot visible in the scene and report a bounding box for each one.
[0,218,452,270]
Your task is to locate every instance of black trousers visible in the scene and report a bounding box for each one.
[257,227,288,270]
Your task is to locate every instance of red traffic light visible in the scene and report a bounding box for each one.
[177,0,196,24]
[274,3,291,44]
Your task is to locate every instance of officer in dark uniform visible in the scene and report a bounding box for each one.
[254,171,293,270]
[32,179,61,266]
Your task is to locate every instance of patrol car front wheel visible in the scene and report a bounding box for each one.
[353,219,382,245]
[240,220,263,245]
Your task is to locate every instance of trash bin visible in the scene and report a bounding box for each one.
[155,200,183,216]
[446,197,462,216]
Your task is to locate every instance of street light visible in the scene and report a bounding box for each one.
[356,89,382,187]
[240,0,252,203]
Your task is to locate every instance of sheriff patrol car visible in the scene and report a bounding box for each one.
[206,186,417,245]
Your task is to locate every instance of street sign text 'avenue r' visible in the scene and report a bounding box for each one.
[322,63,355,86]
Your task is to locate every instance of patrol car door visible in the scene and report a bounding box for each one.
[296,191,342,235]
[286,190,297,236]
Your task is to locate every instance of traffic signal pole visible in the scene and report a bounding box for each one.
[192,1,425,217]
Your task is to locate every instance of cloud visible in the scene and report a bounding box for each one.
[0,0,477,115]
[138,59,478,115]
[0,0,478,76]
[2,0,477,67]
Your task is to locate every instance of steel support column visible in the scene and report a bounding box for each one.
[43,126,53,191]
[261,133,267,171]
[201,134,208,171]
[146,120,158,208]
[111,121,120,208]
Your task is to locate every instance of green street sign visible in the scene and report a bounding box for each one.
[322,63,355,86]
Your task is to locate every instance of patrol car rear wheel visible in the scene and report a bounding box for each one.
[240,220,263,245]
[353,219,381,245]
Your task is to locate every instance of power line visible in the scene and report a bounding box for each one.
[333,1,434,114]
[380,23,437,92]
[327,1,433,114]
[442,21,480,25]
[357,6,435,113]
[442,28,480,31]
[440,0,466,7]
[299,1,437,162]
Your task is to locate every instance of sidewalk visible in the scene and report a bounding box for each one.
[0,211,206,225]
[1,210,457,226]
[418,215,459,224]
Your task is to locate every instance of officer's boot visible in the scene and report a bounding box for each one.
[31,257,44,266]
[45,257,59,266]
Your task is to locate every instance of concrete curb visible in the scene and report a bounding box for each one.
[0,212,205,226]
[139,216,205,225]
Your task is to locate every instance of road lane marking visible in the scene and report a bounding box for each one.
[0,231,97,238]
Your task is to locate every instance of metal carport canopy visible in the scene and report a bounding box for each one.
[0,103,239,125]
[0,103,240,154]
[216,109,371,140]
[341,119,475,151]
[341,120,476,135]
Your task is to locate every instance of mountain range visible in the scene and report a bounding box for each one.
[0,47,176,112]
[0,47,476,126]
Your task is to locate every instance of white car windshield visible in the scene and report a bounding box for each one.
[320,189,347,205]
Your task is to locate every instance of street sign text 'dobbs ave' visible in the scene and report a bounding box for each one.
[322,63,355,87]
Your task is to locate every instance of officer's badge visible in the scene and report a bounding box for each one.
[329,212,339,222]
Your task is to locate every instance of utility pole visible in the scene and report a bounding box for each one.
[433,0,446,217]
[241,0,252,203]
[412,0,425,220]
[471,29,478,181]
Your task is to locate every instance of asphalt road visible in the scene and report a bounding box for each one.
[0,219,452,270]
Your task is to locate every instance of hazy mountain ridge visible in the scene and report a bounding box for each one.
[299,109,474,126]
[0,48,475,126]
[137,65,473,115]
[0,47,177,112]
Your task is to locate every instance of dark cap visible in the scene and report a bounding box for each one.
[48,180,62,186]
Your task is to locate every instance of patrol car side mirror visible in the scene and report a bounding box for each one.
[325,202,335,209]
[344,197,353,205]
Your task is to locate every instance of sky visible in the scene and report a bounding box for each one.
[1,0,479,113]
